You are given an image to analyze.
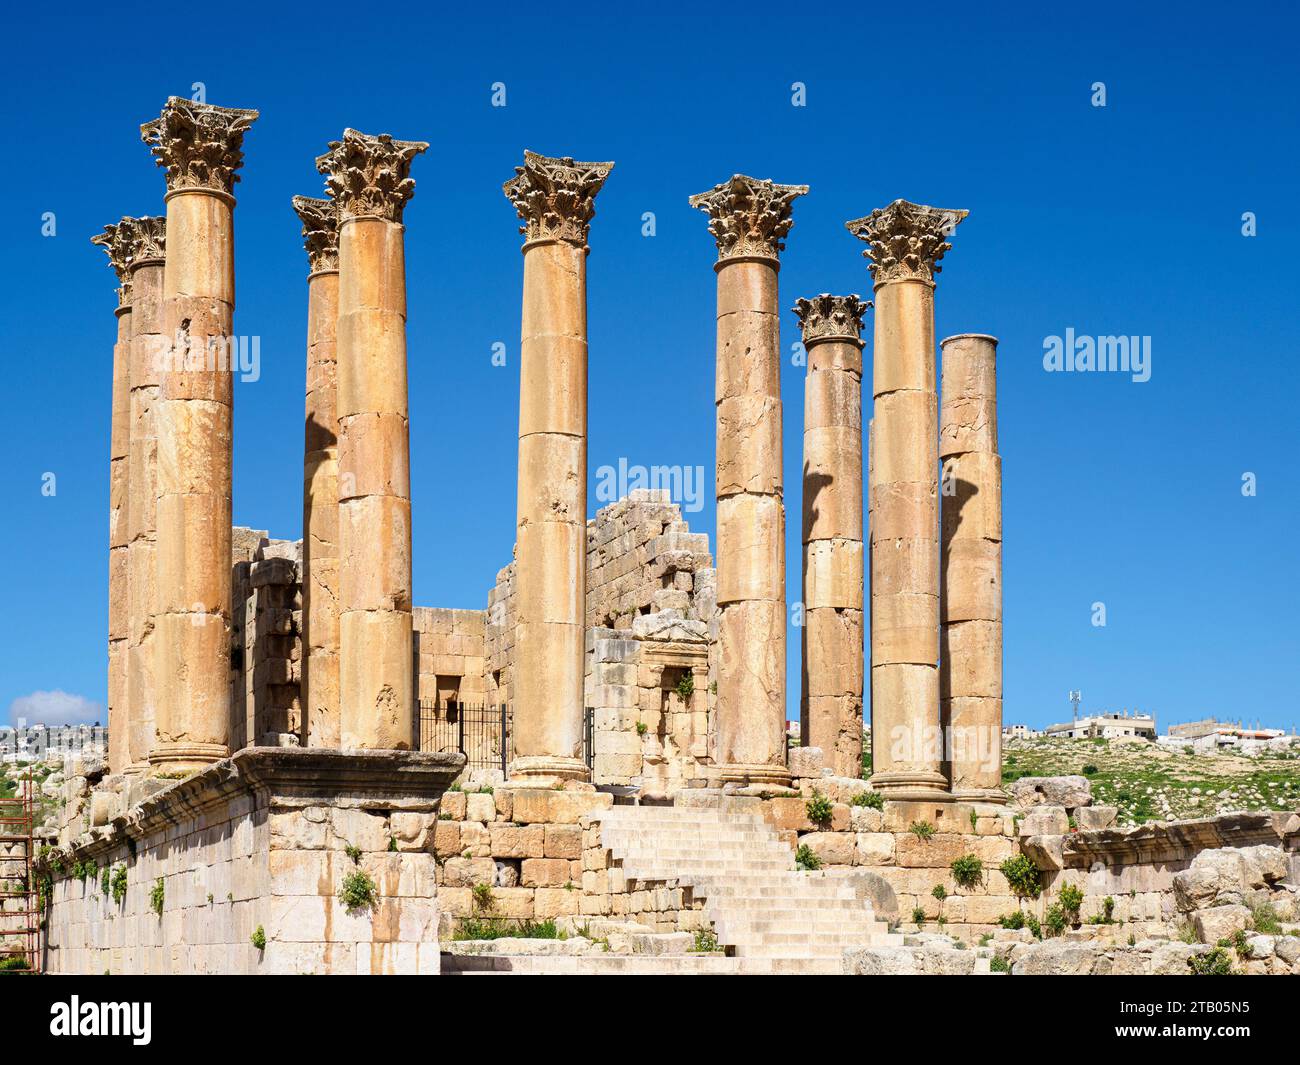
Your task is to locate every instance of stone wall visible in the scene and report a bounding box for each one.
[41,749,460,975]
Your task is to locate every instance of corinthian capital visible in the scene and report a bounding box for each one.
[316,129,428,224]
[844,199,967,285]
[91,221,135,306]
[292,196,340,273]
[141,97,259,196]
[792,294,870,346]
[91,216,167,306]
[688,175,808,263]
[503,150,614,248]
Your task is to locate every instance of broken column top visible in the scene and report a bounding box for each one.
[502,149,614,249]
[291,195,340,274]
[141,97,260,196]
[316,129,429,224]
[688,174,808,263]
[792,293,870,347]
[91,216,167,307]
[844,198,968,286]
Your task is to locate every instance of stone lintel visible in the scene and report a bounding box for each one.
[792,293,870,347]
[291,195,340,273]
[503,149,614,249]
[844,199,968,285]
[316,128,429,223]
[45,747,465,864]
[1061,811,1292,869]
[688,174,808,263]
[141,97,259,197]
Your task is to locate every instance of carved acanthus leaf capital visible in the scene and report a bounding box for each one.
[292,196,340,273]
[688,174,808,262]
[503,150,614,248]
[316,129,428,224]
[844,199,968,285]
[792,294,870,345]
[91,215,167,306]
[141,98,259,196]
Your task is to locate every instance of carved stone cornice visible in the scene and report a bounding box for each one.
[316,129,428,224]
[502,150,614,249]
[792,294,870,346]
[140,97,259,197]
[844,199,967,285]
[91,215,166,306]
[291,196,340,273]
[688,174,808,263]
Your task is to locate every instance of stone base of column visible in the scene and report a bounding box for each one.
[716,762,794,789]
[950,787,1009,806]
[148,742,229,775]
[869,768,953,803]
[507,755,592,789]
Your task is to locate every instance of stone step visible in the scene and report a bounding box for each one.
[441,952,843,976]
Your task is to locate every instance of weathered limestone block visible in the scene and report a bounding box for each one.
[1009,776,1092,810]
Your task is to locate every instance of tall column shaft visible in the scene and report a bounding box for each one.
[318,129,426,751]
[691,175,807,787]
[796,295,867,778]
[294,197,341,748]
[940,334,1004,803]
[107,302,132,774]
[847,199,966,801]
[142,98,258,772]
[126,241,165,773]
[336,216,413,749]
[503,150,612,784]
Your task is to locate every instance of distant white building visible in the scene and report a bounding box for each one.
[1044,709,1156,741]
[1003,723,1042,739]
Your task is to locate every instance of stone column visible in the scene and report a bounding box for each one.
[316,130,427,751]
[502,151,613,784]
[845,200,966,801]
[939,334,1005,803]
[690,175,807,787]
[794,294,868,778]
[141,98,258,772]
[293,196,342,748]
[123,218,166,773]
[91,222,135,775]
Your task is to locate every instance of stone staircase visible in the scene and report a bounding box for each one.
[594,803,896,972]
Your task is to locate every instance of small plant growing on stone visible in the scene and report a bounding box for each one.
[999,853,1042,899]
[388,836,398,852]
[1043,903,1067,938]
[936,915,947,929]
[207,893,214,905]
[931,884,947,902]
[251,925,266,951]
[471,882,496,913]
[911,906,926,927]
[100,867,112,896]
[150,878,164,916]
[1187,947,1235,976]
[338,870,379,916]
[1249,902,1282,934]
[805,792,834,827]
[950,854,983,889]
[908,820,935,841]
[690,929,719,953]
[1102,895,1116,923]
[636,721,648,736]
[344,843,363,864]
[1058,883,1084,926]
[795,844,821,871]
[674,674,695,699]
[110,865,128,906]
[1082,764,1099,775]
[989,955,1010,973]
[850,790,884,810]
[969,808,979,831]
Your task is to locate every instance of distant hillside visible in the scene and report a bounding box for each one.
[1003,735,1300,825]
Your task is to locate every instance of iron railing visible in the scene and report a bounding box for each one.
[417,702,596,774]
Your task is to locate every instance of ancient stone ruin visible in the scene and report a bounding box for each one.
[24,97,1297,976]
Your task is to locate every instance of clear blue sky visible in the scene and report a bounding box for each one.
[3,3,1296,732]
